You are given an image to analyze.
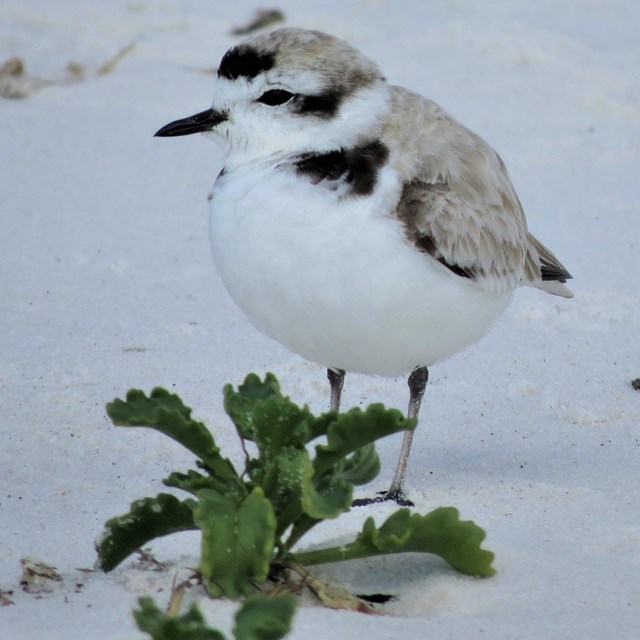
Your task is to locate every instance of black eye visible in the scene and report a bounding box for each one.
[257,89,295,106]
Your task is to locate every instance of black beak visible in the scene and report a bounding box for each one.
[154,108,227,137]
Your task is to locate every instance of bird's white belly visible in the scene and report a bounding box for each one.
[209,166,510,376]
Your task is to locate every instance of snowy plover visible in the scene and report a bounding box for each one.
[156,28,572,503]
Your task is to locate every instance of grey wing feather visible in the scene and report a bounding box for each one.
[384,87,573,298]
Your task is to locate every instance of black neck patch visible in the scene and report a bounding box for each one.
[217,46,275,80]
[295,140,389,197]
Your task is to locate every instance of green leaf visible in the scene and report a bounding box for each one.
[291,507,496,577]
[341,443,380,486]
[195,487,276,599]
[106,388,242,492]
[223,373,336,449]
[301,472,352,520]
[233,594,296,640]
[223,373,283,440]
[133,594,296,640]
[313,404,414,478]
[268,447,352,539]
[163,469,245,499]
[250,401,315,467]
[96,493,196,572]
[134,596,225,640]
[260,446,309,521]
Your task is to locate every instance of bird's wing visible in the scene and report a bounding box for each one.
[384,87,573,297]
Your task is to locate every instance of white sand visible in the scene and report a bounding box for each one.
[1,1,639,638]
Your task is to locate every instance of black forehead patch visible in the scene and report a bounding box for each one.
[217,46,275,80]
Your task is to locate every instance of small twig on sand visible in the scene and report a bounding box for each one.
[97,42,136,76]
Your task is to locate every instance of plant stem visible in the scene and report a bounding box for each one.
[289,543,387,567]
[280,516,320,556]
[275,501,303,538]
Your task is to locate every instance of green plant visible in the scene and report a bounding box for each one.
[96,373,495,601]
[135,593,296,640]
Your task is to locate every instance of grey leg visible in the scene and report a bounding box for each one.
[327,368,345,412]
[386,365,429,503]
[351,365,429,507]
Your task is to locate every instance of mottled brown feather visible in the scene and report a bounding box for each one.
[385,87,572,297]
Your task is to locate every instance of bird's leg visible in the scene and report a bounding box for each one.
[386,365,429,504]
[351,365,429,508]
[327,368,345,412]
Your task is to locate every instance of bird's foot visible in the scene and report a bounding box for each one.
[351,490,414,508]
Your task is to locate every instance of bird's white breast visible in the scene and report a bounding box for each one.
[209,161,510,376]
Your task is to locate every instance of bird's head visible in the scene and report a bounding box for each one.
[155,28,390,161]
